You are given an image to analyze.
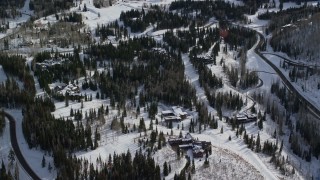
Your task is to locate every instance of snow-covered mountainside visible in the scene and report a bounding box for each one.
[0,0,320,179]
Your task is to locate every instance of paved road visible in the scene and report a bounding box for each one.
[2,111,41,180]
[261,52,320,69]
[255,33,320,119]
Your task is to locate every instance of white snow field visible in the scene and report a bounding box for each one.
[192,146,263,180]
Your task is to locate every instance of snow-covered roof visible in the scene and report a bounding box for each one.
[172,106,188,116]
[162,110,173,114]
[185,133,193,140]
[181,138,192,142]
[164,116,181,121]
[179,144,193,148]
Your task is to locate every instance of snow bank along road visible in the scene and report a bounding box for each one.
[255,33,320,120]
[2,111,41,180]
[261,52,320,69]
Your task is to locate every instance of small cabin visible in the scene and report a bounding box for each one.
[164,116,181,122]
[161,110,175,117]
[234,113,257,124]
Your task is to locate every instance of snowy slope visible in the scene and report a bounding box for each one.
[264,54,320,114]
[0,65,7,84]
[5,109,57,179]
[0,0,315,179]
[0,119,32,180]
[8,0,33,29]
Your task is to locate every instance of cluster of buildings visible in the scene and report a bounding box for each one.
[195,54,215,64]
[233,112,257,124]
[161,107,188,123]
[52,83,81,98]
[34,21,49,33]
[36,57,69,71]
[168,133,212,158]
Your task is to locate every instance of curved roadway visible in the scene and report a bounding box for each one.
[255,33,320,119]
[2,111,41,180]
[261,52,320,69]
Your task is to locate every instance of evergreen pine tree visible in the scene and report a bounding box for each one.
[163,161,168,176]
[188,172,192,180]
[280,140,283,153]
[42,155,46,168]
[256,133,261,152]
[48,162,52,173]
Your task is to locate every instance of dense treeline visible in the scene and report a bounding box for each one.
[95,21,129,40]
[0,78,32,108]
[33,50,86,93]
[169,0,253,21]
[215,91,243,111]
[0,54,35,107]
[270,12,320,62]
[0,0,24,7]
[22,96,101,175]
[87,37,196,108]
[0,0,24,18]
[239,70,259,89]
[167,24,220,54]
[89,37,156,61]
[56,149,161,179]
[59,12,83,23]
[29,0,74,17]
[270,81,299,113]
[0,161,14,180]
[258,5,320,33]
[224,26,257,51]
[120,9,190,32]
[269,81,320,160]
[295,109,320,160]
[119,0,259,34]
[225,66,239,87]
[161,22,255,116]
[0,110,4,135]
[199,64,222,89]
[0,54,35,92]
[34,51,52,63]
[4,51,97,176]
[196,103,218,131]
[0,52,94,176]
[22,97,92,152]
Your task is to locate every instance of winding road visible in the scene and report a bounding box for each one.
[261,52,320,69]
[1,111,41,180]
[255,33,320,120]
